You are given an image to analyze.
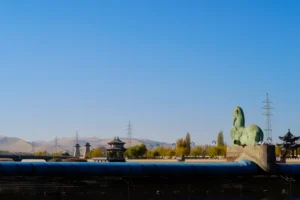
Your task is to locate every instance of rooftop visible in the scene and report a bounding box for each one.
[279,129,300,142]
[108,136,125,145]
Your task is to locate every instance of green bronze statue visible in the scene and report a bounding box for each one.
[230,106,264,146]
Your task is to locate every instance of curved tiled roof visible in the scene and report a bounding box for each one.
[107,136,125,145]
[279,129,300,142]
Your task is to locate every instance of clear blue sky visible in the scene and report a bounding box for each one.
[0,1,299,144]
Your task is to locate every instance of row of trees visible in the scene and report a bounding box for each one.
[124,144,147,158]
[86,147,106,158]
[124,131,226,158]
[175,132,191,156]
[174,131,225,157]
[124,144,226,159]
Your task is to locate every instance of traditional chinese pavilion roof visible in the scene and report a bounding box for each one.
[108,136,125,145]
[279,129,300,142]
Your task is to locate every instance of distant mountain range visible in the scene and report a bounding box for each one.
[0,136,172,154]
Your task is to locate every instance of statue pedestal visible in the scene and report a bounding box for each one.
[226,145,276,173]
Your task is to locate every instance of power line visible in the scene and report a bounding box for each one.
[262,93,273,144]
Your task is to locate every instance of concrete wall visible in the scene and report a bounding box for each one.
[226,145,276,173]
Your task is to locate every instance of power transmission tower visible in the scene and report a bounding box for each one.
[55,136,58,153]
[127,121,132,148]
[262,93,273,144]
[32,141,35,154]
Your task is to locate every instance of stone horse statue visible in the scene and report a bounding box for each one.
[230,106,264,146]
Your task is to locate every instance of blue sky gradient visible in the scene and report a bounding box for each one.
[0,1,299,144]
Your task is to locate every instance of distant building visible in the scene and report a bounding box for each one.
[73,143,81,158]
[277,129,300,158]
[106,136,126,162]
[83,143,91,158]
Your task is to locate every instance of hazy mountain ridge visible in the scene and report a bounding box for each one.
[0,136,172,154]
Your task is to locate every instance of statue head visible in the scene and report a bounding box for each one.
[233,106,245,128]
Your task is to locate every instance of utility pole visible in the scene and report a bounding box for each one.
[127,121,132,148]
[76,131,79,145]
[262,93,273,144]
[74,131,81,157]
